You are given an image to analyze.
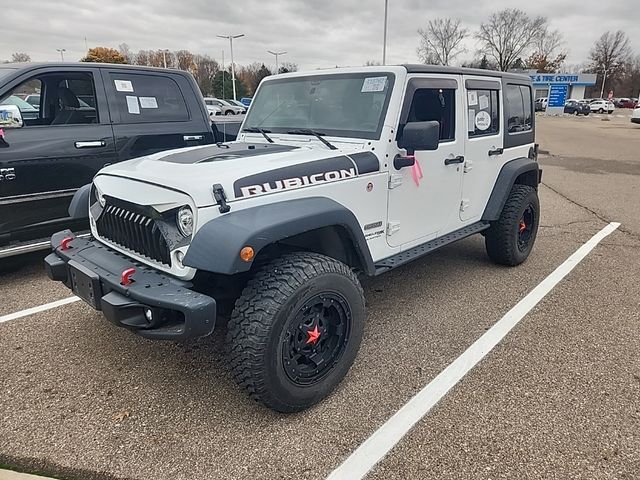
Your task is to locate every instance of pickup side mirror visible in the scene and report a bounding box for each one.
[398,121,440,154]
[0,104,24,129]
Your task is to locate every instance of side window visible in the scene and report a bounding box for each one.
[505,85,533,133]
[0,73,98,126]
[467,89,499,137]
[406,88,455,141]
[109,73,189,123]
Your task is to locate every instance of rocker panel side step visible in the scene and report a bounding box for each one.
[374,221,490,273]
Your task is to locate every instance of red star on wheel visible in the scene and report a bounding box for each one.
[306,325,321,345]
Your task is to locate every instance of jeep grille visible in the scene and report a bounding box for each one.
[96,203,171,266]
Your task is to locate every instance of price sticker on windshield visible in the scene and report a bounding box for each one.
[362,77,387,92]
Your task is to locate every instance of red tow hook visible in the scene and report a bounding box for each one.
[60,236,74,250]
[120,267,136,286]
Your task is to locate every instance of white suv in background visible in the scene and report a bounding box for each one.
[632,105,640,124]
[589,99,615,114]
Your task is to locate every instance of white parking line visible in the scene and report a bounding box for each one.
[0,296,80,324]
[326,222,620,480]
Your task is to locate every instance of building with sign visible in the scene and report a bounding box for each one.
[528,72,597,100]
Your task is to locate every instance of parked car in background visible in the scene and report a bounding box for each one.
[616,98,637,109]
[23,94,41,109]
[631,104,640,124]
[204,102,222,116]
[589,99,615,114]
[564,99,590,116]
[224,99,248,112]
[534,97,547,111]
[240,97,252,106]
[203,97,244,115]
[0,62,241,259]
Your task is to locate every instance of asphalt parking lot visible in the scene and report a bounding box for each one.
[1,112,639,480]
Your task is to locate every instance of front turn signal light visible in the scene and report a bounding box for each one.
[240,246,255,262]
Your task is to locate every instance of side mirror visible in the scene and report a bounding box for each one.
[0,104,23,129]
[398,121,440,154]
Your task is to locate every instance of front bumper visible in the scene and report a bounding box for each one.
[45,230,216,341]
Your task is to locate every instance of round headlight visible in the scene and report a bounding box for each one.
[93,183,106,208]
[177,206,194,237]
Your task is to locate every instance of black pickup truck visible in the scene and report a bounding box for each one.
[0,62,241,259]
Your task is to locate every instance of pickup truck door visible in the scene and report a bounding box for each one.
[386,75,464,248]
[102,69,214,161]
[0,66,115,245]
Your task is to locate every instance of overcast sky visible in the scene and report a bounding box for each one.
[2,0,638,71]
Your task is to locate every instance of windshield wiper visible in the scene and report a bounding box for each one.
[243,127,274,143]
[286,128,337,150]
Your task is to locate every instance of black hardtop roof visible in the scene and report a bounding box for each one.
[402,64,531,82]
[0,62,188,75]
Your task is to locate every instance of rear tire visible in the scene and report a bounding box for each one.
[485,184,540,266]
[226,252,365,412]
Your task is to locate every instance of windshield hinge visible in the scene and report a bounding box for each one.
[388,174,403,189]
[387,222,401,236]
[463,159,473,173]
[460,199,470,212]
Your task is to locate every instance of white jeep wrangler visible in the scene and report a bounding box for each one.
[46,65,541,412]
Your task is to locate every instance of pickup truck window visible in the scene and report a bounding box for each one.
[405,88,456,141]
[0,72,98,126]
[467,89,500,138]
[109,73,189,123]
[505,85,533,133]
[243,72,394,140]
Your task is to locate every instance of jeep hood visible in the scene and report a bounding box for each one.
[96,142,379,207]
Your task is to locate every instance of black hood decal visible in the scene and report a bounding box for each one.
[160,142,298,164]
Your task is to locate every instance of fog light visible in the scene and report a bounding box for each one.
[144,308,153,322]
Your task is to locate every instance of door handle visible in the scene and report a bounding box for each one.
[444,155,465,165]
[488,148,504,156]
[183,134,204,141]
[75,140,105,148]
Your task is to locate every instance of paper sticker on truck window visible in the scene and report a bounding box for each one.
[139,96,158,109]
[361,77,387,92]
[468,109,476,132]
[467,91,478,106]
[114,80,134,92]
[479,94,489,110]
[474,111,491,131]
[126,95,140,114]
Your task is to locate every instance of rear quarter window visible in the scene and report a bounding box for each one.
[505,84,532,133]
[108,73,189,123]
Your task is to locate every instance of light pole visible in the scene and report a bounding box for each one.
[217,34,244,100]
[56,48,66,61]
[268,50,287,74]
[382,0,388,65]
[161,49,170,69]
[599,68,609,99]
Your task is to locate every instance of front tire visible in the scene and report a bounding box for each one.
[485,184,540,266]
[227,252,365,412]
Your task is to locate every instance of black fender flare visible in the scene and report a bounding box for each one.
[482,157,541,221]
[183,197,375,275]
[68,184,91,219]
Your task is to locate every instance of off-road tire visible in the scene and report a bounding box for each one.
[485,184,539,266]
[226,252,365,412]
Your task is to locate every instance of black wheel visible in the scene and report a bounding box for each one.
[598,108,604,113]
[225,110,233,115]
[227,252,365,412]
[485,184,540,266]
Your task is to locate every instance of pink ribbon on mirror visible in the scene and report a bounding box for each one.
[411,156,423,186]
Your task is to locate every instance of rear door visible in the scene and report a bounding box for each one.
[459,76,503,222]
[0,66,115,244]
[103,69,213,161]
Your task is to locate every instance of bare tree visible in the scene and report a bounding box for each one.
[525,28,567,72]
[476,9,546,71]
[589,30,632,79]
[11,52,31,62]
[192,54,219,95]
[278,61,298,74]
[118,43,133,64]
[417,18,468,66]
[174,50,195,72]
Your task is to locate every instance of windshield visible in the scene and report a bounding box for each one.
[243,72,395,140]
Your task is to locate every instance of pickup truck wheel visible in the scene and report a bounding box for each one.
[226,252,365,412]
[485,184,539,266]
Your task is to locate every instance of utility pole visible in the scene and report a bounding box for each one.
[267,50,287,74]
[599,68,609,99]
[221,49,225,98]
[56,48,66,61]
[162,49,170,69]
[217,34,244,100]
[382,0,388,65]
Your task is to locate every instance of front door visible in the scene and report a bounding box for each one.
[459,76,504,222]
[0,67,115,244]
[387,75,464,248]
